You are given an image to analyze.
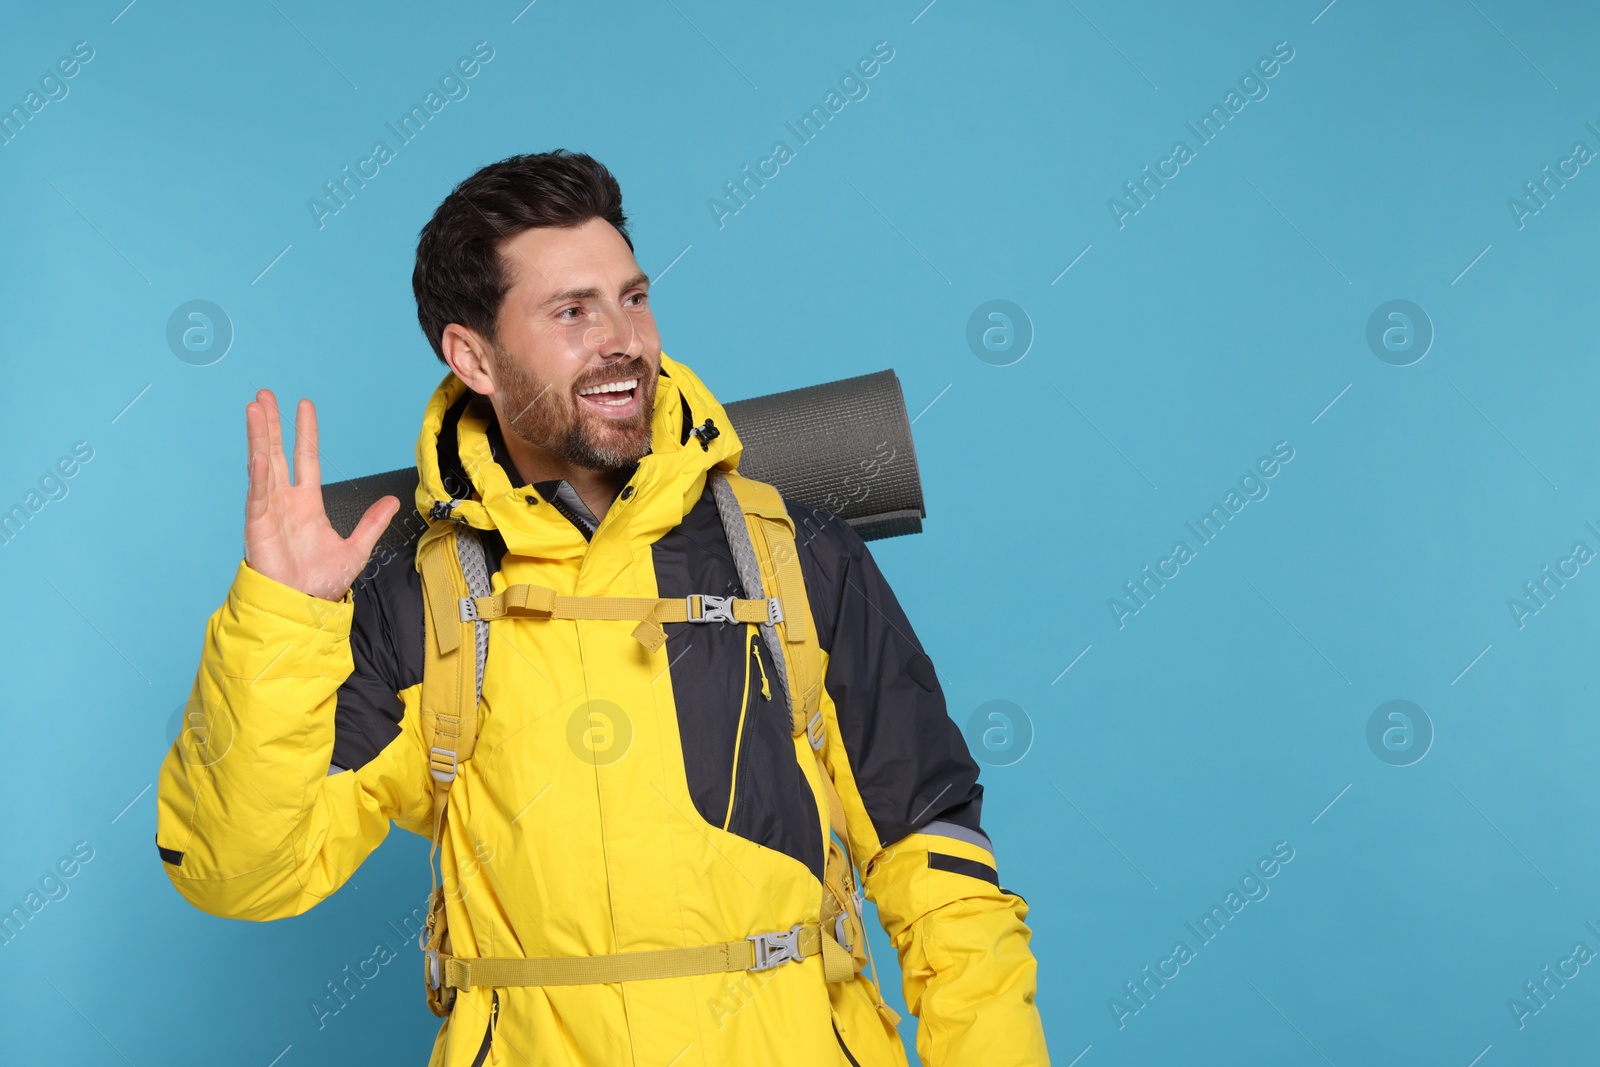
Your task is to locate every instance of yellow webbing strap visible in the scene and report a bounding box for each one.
[442,923,835,990]
[418,527,481,787]
[816,760,851,847]
[415,524,482,1017]
[421,532,464,656]
[464,586,776,652]
[820,928,856,983]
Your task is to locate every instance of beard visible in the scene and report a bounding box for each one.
[492,347,658,473]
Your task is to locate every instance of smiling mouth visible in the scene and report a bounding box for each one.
[575,376,641,415]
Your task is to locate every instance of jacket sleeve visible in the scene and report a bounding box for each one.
[789,503,1050,1067]
[155,559,432,921]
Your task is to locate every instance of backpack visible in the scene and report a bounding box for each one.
[410,468,896,1023]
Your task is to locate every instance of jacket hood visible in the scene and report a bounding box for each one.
[413,352,742,559]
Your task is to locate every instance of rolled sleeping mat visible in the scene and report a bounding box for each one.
[324,368,925,558]
[723,369,924,541]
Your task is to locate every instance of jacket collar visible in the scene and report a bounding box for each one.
[480,413,623,541]
[413,352,741,560]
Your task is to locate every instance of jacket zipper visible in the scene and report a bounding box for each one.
[546,493,595,541]
[722,626,770,830]
[469,990,499,1067]
[832,1020,864,1067]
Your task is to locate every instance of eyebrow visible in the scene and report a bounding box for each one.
[537,271,651,311]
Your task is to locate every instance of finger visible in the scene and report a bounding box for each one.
[246,397,268,464]
[293,398,321,489]
[259,388,290,489]
[245,398,276,497]
[252,393,282,496]
[245,445,270,525]
[346,495,401,565]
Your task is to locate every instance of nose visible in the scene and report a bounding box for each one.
[578,301,644,363]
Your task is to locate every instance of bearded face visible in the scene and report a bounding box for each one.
[492,344,658,473]
[456,218,664,478]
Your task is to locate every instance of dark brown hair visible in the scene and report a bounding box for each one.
[412,150,632,363]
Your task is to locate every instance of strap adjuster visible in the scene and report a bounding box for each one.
[429,747,458,783]
[458,597,480,622]
[766,597,784,624]
[807,711,826,750]
[748,923,805,971]
[834,889,865,949]
[686,593,736,624]
[424,947,443,989]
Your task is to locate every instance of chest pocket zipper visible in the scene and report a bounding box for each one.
[722,624,771,830]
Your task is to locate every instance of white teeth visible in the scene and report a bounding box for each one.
[577,378,638,397]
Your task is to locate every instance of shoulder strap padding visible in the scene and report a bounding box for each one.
[417,524,490,790]
[710,471,819,734]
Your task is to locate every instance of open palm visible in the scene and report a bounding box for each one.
[244,389,400,601]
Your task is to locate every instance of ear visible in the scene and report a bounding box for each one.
[440,323,498,395]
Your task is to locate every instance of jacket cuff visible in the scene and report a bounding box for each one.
[228,559,354,640]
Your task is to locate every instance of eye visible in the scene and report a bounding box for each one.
[626,291,648,307]
[557,306,583,321]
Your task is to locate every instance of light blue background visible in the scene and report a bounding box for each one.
[3,1,1597,1063]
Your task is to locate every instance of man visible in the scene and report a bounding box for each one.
[156,150,1048,1066]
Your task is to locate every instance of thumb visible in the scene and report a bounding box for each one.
[346,495,402,564]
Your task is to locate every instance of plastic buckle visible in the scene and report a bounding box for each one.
[429,747,458,784]
[458,597,480,622]
[424,947,442,989]
[833,911,851,949]
[686,593,736,624]
[748,923,805,971]
[807,711,826,751]
[766,597,784,624]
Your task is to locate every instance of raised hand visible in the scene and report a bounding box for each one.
[243,389,400,601]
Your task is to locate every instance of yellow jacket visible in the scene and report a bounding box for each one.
[156,355,1049,1066]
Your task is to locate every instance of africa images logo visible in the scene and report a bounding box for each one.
[307,42,495,230]
[1106,40,1296,230]
[1107,442,1295,629]
[1109,841,1297,1029]
[707,40,895,230]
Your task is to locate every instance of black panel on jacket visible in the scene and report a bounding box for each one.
[928,851,1000,887]
[332,537,426,773]
[651,482,824,882]
[785,500,987,850]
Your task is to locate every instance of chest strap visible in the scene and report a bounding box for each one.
[453,584,782,652]
[431,921,854,992]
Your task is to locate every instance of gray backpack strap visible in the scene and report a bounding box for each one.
[709,470,794,720]
[455,526,491,707]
